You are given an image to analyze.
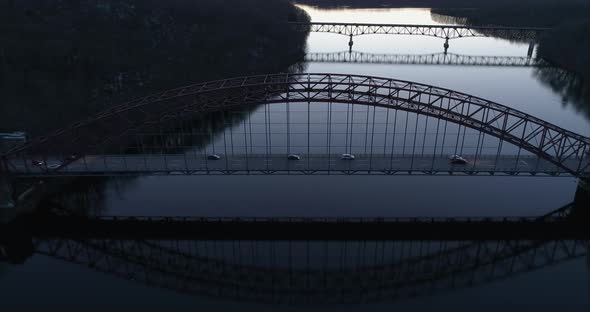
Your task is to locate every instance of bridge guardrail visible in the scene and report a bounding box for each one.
[95,215,567,224]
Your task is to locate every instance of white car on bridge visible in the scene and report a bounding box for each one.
[341,153,356,160]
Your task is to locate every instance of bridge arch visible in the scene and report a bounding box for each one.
[3,73,590,177]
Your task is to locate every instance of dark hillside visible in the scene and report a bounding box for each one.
[0,0,310,135]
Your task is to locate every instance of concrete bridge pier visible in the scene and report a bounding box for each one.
[348,34,354,52]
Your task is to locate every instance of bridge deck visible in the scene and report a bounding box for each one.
[7,215,589,240]
[291,22,548,40]
[5,154,582,177]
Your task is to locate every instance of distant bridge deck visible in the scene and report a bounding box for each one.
[290,22,549,40]
[5,154,585,177]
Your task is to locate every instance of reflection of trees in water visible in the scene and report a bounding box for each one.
[534,21,590,121]
[33,177,136,217]
[431,4,590,28]
[432,8,590,122]
[430,11,469,26]
[534,67,590,120]
[123,63,308,155]
[430,11,540,43]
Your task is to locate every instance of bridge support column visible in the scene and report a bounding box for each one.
[0,220,33,264]
[570,180,590,222]
[527,42,536,58]
[348,34,354,52]
[0,174,15,223]
[443,38,450,54]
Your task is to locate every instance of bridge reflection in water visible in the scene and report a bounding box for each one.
[1,189,589,303]
[306,51,548,67]
[3,74,590,178]
[1,232,587,303]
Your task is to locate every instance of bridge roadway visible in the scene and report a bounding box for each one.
[5,154,578,177]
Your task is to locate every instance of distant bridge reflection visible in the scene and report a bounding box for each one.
[306,51,549,67]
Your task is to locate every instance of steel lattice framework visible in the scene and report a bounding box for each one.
[290,22,549,40]
[306,51,549,67]
[3,73,589,177]
[34,237,588,303]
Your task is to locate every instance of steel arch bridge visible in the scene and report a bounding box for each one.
[2,73,590,177]
[290,22,548,40]
[306,51,549,67]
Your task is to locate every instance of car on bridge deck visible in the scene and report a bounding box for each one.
[207,154,221,160]
[341,153,356,160]
[287,154,301,160]
[31,159,44,166]
[449,155,468,164]
[46,163,62,170]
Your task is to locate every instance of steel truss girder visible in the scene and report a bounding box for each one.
[289,22,548,40]
[4,73,590,177]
